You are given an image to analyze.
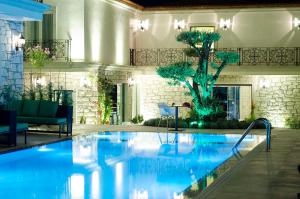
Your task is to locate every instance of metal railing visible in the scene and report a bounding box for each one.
[233,118,271,155]
[130,47,300,66]
[24,39,72,62]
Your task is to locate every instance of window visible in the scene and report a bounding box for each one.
[213,85,252,121]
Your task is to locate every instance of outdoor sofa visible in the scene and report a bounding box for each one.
[10,100,73,137]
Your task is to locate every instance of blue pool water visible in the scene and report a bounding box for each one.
[0,132,264,199]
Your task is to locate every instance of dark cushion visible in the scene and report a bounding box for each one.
[7,100,23,116]
[22,100,40,117]
[0,126,9,134]
[16,123,28,132]
[17,116,66,125]
[38,100,59,118]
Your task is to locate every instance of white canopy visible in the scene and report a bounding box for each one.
[0,0,50,21]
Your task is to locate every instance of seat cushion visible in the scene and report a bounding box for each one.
[16,123,28,132]
[0,126,9,134]
[38,100,59,118]
[17,117,66,125]
[7,100,23,116]
[22,100,40,117]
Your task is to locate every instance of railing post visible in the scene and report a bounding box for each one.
[130,49,135,66]
[238,48,242,66]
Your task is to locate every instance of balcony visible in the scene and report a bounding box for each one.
[24,39,72,63]
[130,47,300,66]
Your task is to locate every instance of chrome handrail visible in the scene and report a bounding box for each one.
[233,118,271,152]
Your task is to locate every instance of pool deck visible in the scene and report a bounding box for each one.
[0,125,299,199]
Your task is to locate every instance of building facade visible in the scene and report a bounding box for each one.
[23,0,300,127]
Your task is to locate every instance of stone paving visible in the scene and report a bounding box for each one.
[0,125,299,199]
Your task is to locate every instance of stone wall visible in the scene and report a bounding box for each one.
[137,74,300,128]
[0,19,23,102]
[138,75,192,120]
[24,67,132,124]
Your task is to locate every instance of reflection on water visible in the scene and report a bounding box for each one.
[0,132,264,199]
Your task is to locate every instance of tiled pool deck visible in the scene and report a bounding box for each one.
[0,125,299,199]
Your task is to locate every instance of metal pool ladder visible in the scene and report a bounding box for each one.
[233,118,271,154]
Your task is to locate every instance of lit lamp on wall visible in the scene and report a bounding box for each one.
[294,18,300,30]
[174,19,185,31]
[135,19,149,32]
[15,34,25,51]
[128,77,136,87]
[35,76,46,86]
[80,77,91,88]
[219,18,231,30]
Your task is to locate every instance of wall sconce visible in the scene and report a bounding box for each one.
[259,78,270,89]
[135,19,149,32]
[35,76,46,86]
[219,18,231,30]
[294,18,300,30]
[16,34,25,51]
[174,19,185,31]
[128,77,136,87]
[80,77,91,88]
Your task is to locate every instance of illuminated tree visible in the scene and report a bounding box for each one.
[157,31,239,119]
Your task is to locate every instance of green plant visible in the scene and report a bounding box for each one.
[80,115,87,124]
[157,31,239,119]
[131,115,144,124]
[285,118,300,128]
[26,45,50,68]
[47,82,54,101]
[0,85,20,105]
[62,90,73,106]
[97,77,113,124]
[36,84,44,100]
[144,118,188,128]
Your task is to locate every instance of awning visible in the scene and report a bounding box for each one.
[0,0,50,21]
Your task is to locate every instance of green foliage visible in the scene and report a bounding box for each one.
[26,45,50,68]
[157,61,195,85]
[97,77,113,124]
[80,110,87,124]
[36,84,44,100]
[62,90,73,106]
[215,51,240,64]
[157,31,239,119]
[80,115,86,124]
[285,118,300,128]
[47,82,54,101]
[143,117,265,129]
[144,118,188,128]
[131,115,144,124]
[176,31,221,47]
[0,85,20,105]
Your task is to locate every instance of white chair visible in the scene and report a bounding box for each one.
[157,103,175,130]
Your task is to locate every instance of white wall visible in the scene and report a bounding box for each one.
[136,8,300,48]
[84,0,135,65]
[44,0,136,65]
[44,0,85,61]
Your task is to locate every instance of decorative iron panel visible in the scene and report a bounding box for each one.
[131,47,300,67]
[24,40,71,62]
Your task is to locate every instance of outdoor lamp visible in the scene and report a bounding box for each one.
[16,34,25,51]
[136,19,149,32]
[220,18,231,30]
[294,18,300,30]
[174,19,185,31]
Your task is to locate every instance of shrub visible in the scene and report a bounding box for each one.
[131,115,144,124]
[144,118,188,128]
[285,118,300,128]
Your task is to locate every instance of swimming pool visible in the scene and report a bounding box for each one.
[0,132,264,199]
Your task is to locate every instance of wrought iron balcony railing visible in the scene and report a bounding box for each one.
[130,47,300,66]
[24,39,71,62]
